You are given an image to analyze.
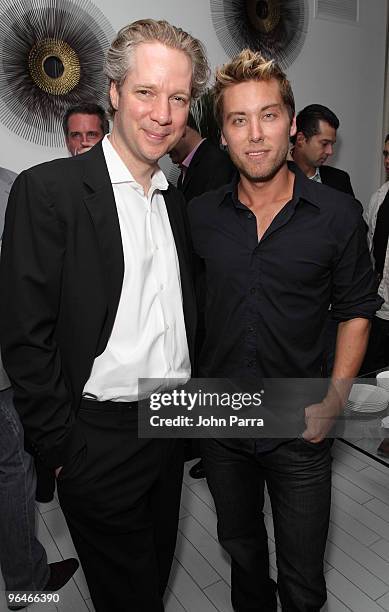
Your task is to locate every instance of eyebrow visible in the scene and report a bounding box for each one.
[134,83,190,96]
[226,103,282,120]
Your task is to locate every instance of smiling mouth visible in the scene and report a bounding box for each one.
[144,130,170,141]
[246,150,270,157]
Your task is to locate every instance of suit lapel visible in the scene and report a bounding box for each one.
[81,143,124,348]
[163,186,196,363]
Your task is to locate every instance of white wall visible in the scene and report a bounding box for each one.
[0,0,387,206]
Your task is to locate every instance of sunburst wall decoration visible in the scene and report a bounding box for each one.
[0,0,115,147]
[210,0,308,69]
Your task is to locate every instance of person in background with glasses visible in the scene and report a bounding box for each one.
[63,103,109,156]
[360,134,389,374]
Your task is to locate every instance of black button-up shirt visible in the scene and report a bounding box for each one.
[188,163,382,379]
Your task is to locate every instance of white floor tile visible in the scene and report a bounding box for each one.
[370,539,389,563]
[326,567,385,612]
[163,587,186,612]
[331,470,374,504]
[204,580,234,612]
[168,559,219,612]
[328,522,389,585]
[175,531,221,589]
[178,516,230,584]
[181,482,218,540]
[334,462,389,506]
[325,542,388,599]
[332,489,389,541]
[377,590,389,611]
[188,480,216,511]
[364,497,389,524]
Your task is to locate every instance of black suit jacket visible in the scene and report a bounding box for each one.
[180,139,236,202]
[319,165,354,197]
[0,143,197,468]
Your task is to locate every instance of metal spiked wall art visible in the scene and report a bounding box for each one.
[0,0,115,146]
[210,0,308,68]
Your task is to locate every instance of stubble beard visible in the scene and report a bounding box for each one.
[230,142,289,184]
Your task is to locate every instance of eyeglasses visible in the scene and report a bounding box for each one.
[383,150,389,158]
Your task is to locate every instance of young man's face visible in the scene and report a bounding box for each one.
[65,113,104,156]
[110,42,192,172]
[221,78,295,183]
[297,120,336,171]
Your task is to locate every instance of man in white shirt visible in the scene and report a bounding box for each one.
[361,134,389,373]
[0,19,209,612]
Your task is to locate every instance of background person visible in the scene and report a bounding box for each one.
[63,102,109,156]
[291,103,354,196]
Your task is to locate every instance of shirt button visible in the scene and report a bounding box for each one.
[247,360,254,368]
[160,284,164,291]
[250,287,256,294]
[248,325,255,332]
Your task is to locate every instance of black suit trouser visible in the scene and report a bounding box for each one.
[57,399,184,612]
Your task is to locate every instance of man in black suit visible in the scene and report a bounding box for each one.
[0,18,209,612]
[169,112,235,202]
[291,104,354,196]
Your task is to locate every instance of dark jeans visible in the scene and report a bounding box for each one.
[0,387,49,592]
[201,438,332,612]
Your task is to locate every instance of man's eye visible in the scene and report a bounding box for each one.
[232,118,245,125]
[172,96,187,104]
[263,113,276,120]
[137,90,151,96]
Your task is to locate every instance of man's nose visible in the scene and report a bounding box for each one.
[325,143,334,156]
[249,118,264,142]
[150,96,171,125]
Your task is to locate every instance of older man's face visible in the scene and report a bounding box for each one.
[109,42,192,172]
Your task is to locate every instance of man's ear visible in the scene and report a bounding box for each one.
[110,81,120,112]
[289,115,297,139]
[295,131,306,147]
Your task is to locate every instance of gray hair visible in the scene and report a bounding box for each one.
[104,19,210,116]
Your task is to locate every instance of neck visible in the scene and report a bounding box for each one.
[292,151,316,178]
[238,163,294,209]
[108,133,157,194]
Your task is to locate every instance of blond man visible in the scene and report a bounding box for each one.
[188,50,380,611]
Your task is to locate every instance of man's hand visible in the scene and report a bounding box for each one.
[302,398,343,443]
[55,466,63,478]
[302,318,371,443]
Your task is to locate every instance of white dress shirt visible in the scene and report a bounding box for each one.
[364,180,389,321]
[83,136,190,401]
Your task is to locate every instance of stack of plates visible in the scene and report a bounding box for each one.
[346,384,389,415]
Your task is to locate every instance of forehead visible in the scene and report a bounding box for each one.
[67,113,102,132]
[126,42,192,90]
[315,120,336,141]
[222,78,284,115]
